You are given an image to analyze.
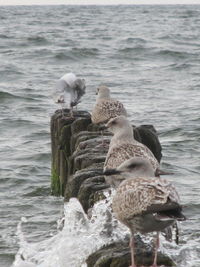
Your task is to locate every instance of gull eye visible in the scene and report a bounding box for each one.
[128,162,142,170]
[128,163,137,169]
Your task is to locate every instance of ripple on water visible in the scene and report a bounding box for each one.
[155,49,196,60]
[26,36,50,45]
[0,91,36,102]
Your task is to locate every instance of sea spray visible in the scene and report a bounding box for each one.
[12,193,128,267]
[11,195,200,267]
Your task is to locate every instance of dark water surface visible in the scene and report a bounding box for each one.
[0,5,200,267]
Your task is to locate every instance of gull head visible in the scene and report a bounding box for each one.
[104,157,155,180]
[104,157,171,182]
[96,85,110,99]
[105,115,131,135]
[73,78,86,95]
[70,78,86,106]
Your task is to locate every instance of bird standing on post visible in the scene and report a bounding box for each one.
[91,85,127,124]
[103,116,159,188]
[104,157,186,267]
[91,85,127,146]
[53,72,86,117]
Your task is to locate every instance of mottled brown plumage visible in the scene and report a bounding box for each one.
[91,86,127,124]
[113,176,180,233]
[104,116,159,188]
[105,142,159,171]
[104,158,185,267]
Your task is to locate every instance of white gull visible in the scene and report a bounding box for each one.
[53,72,86,116]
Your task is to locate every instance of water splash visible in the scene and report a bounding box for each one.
[11,194,200,267]
[12,195,128,267]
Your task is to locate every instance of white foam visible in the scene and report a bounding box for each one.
[12,195,128,267]
[12,196,199,267]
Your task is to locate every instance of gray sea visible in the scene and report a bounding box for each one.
[0,4,200,267]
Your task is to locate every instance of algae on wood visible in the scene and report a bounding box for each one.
[50,109,91,195]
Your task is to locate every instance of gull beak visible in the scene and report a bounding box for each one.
[103,169,121,176]
[155,168,174,177]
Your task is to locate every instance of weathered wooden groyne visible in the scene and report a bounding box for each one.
[50,108,175,267]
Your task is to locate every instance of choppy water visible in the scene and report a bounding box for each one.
[0,4,200,267]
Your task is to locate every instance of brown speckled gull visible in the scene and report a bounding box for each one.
[91,86,127,124]
[104,116,159,188]
[104,157,186,267]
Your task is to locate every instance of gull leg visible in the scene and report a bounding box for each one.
[174,221,179,245]
[150,232,159,267]
[129,235,137,267]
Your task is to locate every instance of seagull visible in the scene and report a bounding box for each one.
[91,85,127,146]
[104,157,186,267]
[53,72,86,117]
[104,116,159,188]
[91,85,127,124]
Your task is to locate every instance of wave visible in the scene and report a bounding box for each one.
[160,127,183,137]
[155,49,195,59]
[0,69,24,77]
[54,52,76,61]
[0,34,12,39]
[53,48,99,61]
[124,37,147,44]
[0,62,24,78]
[0,91,39,103]
[71,47,99,57]
[27,36,49,45]
[178,9,199,18]
[12,196,127,267]
[11,196,200,267]
[116,46,147,59]
[23,187,51,197]
[165,62,193,71]
[158,35,200,48]
[0,91,21,100]
[61,21,71,26]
